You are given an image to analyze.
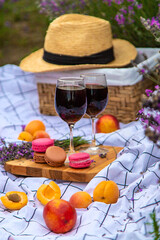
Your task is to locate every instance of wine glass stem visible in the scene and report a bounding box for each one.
[91,117,96,148]
[69,124,75,153]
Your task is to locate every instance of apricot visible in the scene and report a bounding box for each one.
[93,180,119,204]
[96,114,119,133]
[18,131,33,141]
[37,181,61,205]
[24,120,45,136]
[69,191,92,208]
[33,130,50,140]
[43,199,77,233]
[1,191,28,210]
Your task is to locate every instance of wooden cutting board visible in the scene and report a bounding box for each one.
[4,145,123,182]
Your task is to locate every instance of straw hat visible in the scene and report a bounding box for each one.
[20,14,137,72]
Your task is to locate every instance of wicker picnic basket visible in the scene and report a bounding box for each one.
[37,77,154,123]
[35,48,159,123]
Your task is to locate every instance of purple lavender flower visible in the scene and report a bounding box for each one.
[115,0,124,5]
[140,68,146,74]
[140,15,160,42]
[150,17,160,28]
[138,87,160,147]
[0,0,5,5]
[40,1,47,7]
[128,5,133,10]
[0,139,34,164]
[128,6,135,16]
[138,108,144,114]
[155,115,160,125]
[115,13,125,25]
[145,89,153,96]
[21,125,26,131]
[155,85,160,90]
[120,8,127,14]
[137,4,142,9]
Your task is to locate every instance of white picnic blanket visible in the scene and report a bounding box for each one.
[0,64,159,240]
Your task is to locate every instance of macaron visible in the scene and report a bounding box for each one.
[32,138,54,153]
[44,146,66,167]
[33,152,46,163]
[69,152,93,169]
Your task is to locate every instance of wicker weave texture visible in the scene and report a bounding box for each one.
[37,79,154,123]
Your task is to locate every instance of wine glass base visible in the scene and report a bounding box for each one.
[65,150,76,163]
[81,146,108,156]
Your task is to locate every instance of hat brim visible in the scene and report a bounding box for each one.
[20,39,137,73]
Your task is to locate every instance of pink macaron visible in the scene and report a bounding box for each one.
[32,138,54,153]
[69,152,93,169]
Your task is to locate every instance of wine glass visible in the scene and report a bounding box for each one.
[55,77,87,155]
[80,73,108,155]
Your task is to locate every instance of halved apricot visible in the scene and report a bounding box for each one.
[37,181,61,205]
[1,191,28,210]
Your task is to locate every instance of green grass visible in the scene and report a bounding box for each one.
[0,0,49,66]
[148,210,160,240]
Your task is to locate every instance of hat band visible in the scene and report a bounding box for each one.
[43,47,115,65]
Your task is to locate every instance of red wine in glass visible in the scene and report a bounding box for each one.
[55,77,87,155]
[81,73,108,155]
[55,85,87,125]
[86,84,108,117]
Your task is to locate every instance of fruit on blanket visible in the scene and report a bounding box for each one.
[93,180,119,204]
[24,120,45,136]
[69,191,92,208]
[37,181,61,205]
[33,130,50,140]
[96,114,120,133]
[1,191,28,210]
[43,199,77,233]
[18,131,33,141]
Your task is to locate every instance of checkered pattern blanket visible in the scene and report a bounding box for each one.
[0,64,160,240]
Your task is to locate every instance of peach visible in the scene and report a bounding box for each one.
[43,199,77,233]
[69,191,92,208]
[93,180,119,204]
[25,120,45,136]
[33,130,50,140]
[96,114,120,133]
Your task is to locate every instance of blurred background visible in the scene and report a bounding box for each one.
[0,0,159,67]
